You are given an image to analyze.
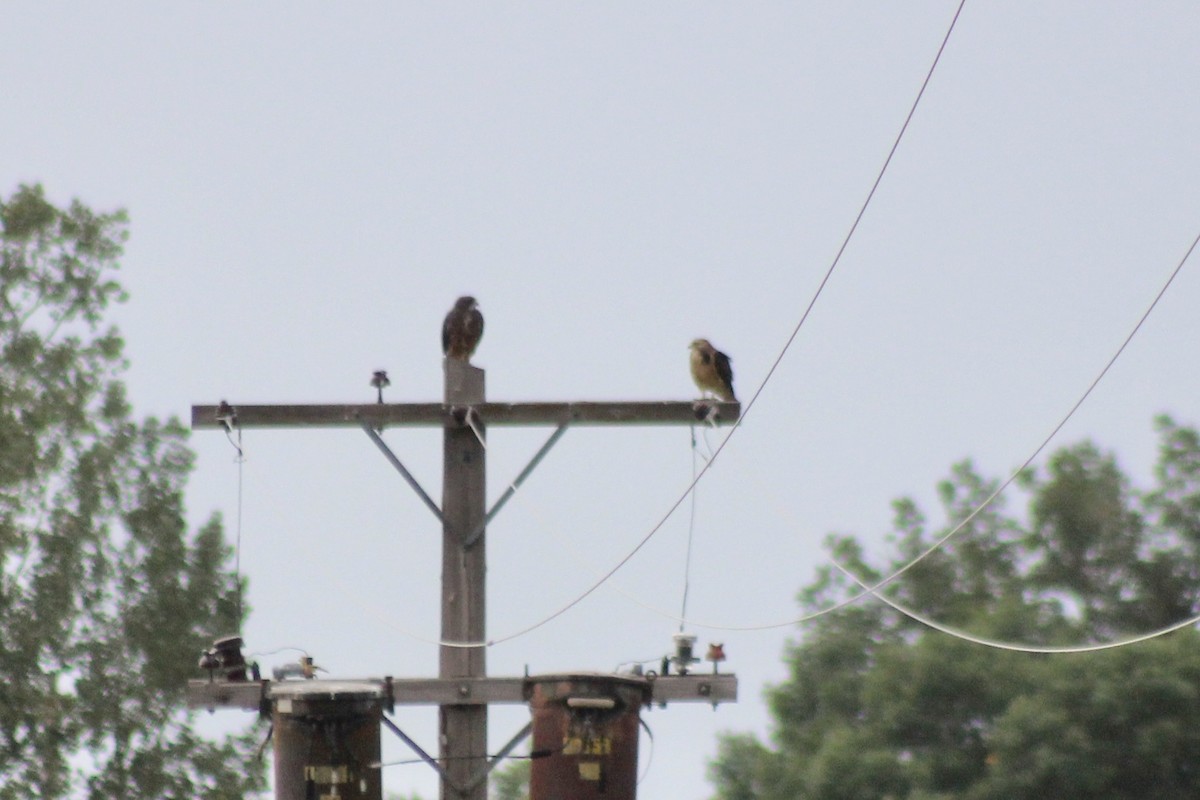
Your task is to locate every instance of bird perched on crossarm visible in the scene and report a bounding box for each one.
[442,295,484,362]
[689,338,736,402]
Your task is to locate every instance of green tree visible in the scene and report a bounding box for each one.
[710,420,1200,800]
[491,759,530,800]
[0,185,264,798]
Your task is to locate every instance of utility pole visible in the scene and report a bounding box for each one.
[187,362,740,800]
[440,359,487,800]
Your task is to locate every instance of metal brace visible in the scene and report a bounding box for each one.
[360,421,444,523]
[463,421,569,547]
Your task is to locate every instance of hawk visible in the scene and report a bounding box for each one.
[442,296,484,362]
[689,338,736,402]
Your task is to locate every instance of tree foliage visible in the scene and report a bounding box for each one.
[0,184,264,798]
[490,759,530,800]
[710,418,1200,800]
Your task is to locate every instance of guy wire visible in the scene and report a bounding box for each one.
[235,435,244,628]
[223,422,245,631]
[679,426,700,632]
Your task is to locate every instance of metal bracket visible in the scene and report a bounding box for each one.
[462,422,570,547]
[462,406,487,449]
[360,421,444,523]
[380,716,532,797]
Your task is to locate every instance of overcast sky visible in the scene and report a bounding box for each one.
[4,3,1200,798]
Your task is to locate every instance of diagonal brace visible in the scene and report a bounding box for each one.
[381,715,459,789]
[379,716,533,798]
[460,721,534,795]
[361,422,444,523]
[462,422,569,547]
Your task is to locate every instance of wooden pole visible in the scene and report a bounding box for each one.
[186,389,741,799]
[440,359,488,800]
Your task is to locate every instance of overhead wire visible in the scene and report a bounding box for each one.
[286,234,1200,650]
[202,5,1199,676]
[445,0,972,649]
[638,717,656,786]
[233,1,1198,654]
[677,426,701,632]
[622,229,1199,633]
[738,0,969,425]
[820,226,1200,612]
[249,208,1197,657]
[234,442,244,627]
[216,402,246,631]
[293,217,1196,651]
[278,0,968,650]
[551,0,1193,632]
[510,225,1199,635]
[832,560,1200,654]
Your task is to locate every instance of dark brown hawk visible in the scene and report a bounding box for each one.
[442,296,484,362]
[689,338,736,402]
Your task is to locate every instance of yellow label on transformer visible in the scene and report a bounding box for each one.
[562,736,613,756]
[304,765,349,784]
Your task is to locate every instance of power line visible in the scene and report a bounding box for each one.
[824,226,1200,607]
[237,0,968,654]
[317,220,1196,647]
[519,225,1199,636]
[459,0,971,647]
[217,401,246,631]
[832,560,1200,654]
[738,0,969,423]
[678,427,702,631]
[218,1,1191,652]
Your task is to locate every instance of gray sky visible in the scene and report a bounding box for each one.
[4,3,1200,798]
